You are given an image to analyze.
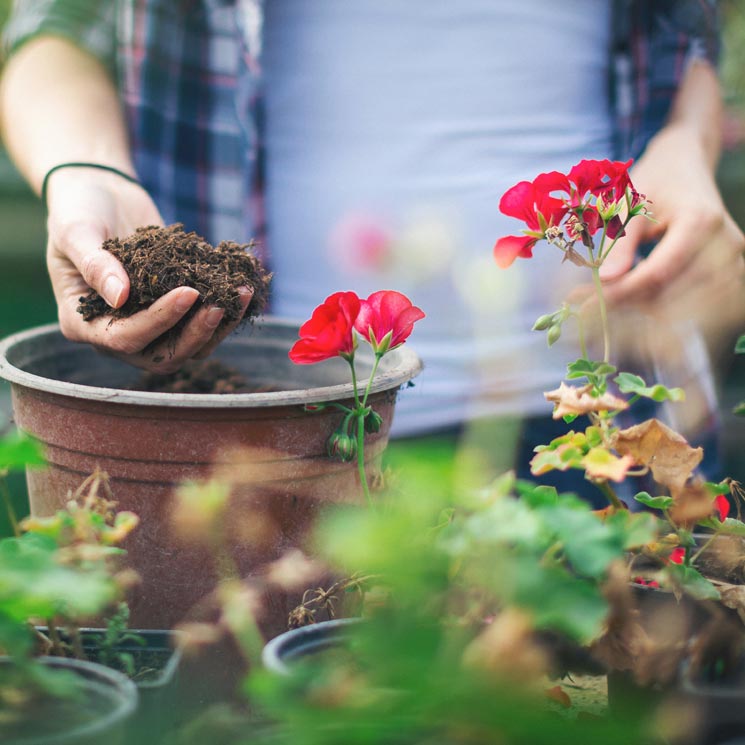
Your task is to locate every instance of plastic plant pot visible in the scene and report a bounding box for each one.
[0,656,138,745]
[0,320,421,633]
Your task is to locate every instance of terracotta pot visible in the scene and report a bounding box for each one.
[0,319,422,633]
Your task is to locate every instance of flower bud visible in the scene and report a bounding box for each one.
[364,409,384,434]
[547,324,562,347]
[327,431,357,462]
[532,313,555,332]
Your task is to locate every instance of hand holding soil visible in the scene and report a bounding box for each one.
[76,224,271,373]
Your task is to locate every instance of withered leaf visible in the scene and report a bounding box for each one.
[614,419,702,491]
[544,382,628,420]
[582,447,635,483]
[668,481,717,529]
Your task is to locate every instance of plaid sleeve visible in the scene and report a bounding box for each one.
[3,0,116,70]
[612,0,721,160]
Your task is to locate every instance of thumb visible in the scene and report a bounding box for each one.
[54,221,130,308]
[598,216,646,281]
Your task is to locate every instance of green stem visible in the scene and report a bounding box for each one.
[598,215,634,263]
[595,480,624,510]
[356,412,372,508]
[591,266,611,363]
[347,355,382,509]
[361,354,383,409]
[690,532,719,566]
[0,474,20,537]
[347,355,362,410]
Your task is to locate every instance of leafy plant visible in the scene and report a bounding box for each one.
[0,434,141,713]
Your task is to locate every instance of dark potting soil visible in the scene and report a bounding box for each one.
[135,358,278,394]
[77,224,272,348]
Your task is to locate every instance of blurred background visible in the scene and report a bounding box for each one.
[0,1,744,535]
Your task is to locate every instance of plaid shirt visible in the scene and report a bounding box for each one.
[5,0,720,248]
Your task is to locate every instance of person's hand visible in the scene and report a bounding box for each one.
[46,167,253,373]
[598,123,745,343]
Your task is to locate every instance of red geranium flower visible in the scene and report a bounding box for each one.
[714,494,730,522]
[289,291,361,364]
[355,290,425,354]
[567,159,633,205]
[494,171,570,268]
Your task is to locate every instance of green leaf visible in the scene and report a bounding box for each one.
[698,516,745,537]
[703,480,730,497]
[529,447,582,475]
[735,334,745,354]
[544,506,626,579]
[633,492,674,511]
[0,431,45,471]
[606,510,658,550]
[509,560,608,642]
[667,563,720,601]
[514,482,560,508]
[734,400,745,417]
[614,372,685,403]
[0,533,118,622]
[566,359,617,380]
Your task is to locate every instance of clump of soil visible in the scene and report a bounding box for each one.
[77,224,272,347]
[135,359,277,394]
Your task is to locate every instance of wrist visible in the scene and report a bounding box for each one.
[43,162,141,211]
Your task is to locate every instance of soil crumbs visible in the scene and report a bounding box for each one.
[136,358,277,394]
[77,223,272,348]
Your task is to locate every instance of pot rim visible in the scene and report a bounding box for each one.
[0,320,423,408]
[262,617,362,675]
[0,655,138,745]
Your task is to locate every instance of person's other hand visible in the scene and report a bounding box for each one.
[46,167,253,373]
[598,123,745,344]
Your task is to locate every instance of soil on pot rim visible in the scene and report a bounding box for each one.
[77,224,272,348]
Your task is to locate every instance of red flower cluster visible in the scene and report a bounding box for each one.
[493,159,638,268]
[289,290,425,364]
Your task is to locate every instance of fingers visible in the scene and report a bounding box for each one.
[88,286,200,350]
[51,219,130,308]
[192,287,254,360]
[599,214,718,307]
[61,286,255,374]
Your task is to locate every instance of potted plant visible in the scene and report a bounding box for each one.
[237,159,745,743]
[0,314,422,631]
[0,431,188,743]
[0,431,138,744]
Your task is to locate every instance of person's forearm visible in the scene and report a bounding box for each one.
[0,35,134,194]
[662,58,723,171]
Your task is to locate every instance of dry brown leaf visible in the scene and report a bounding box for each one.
[462,609,550,684]
[614,419,702,491]
[544,382,629,419]
[711,580,745,625]
[668,480,716,529]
